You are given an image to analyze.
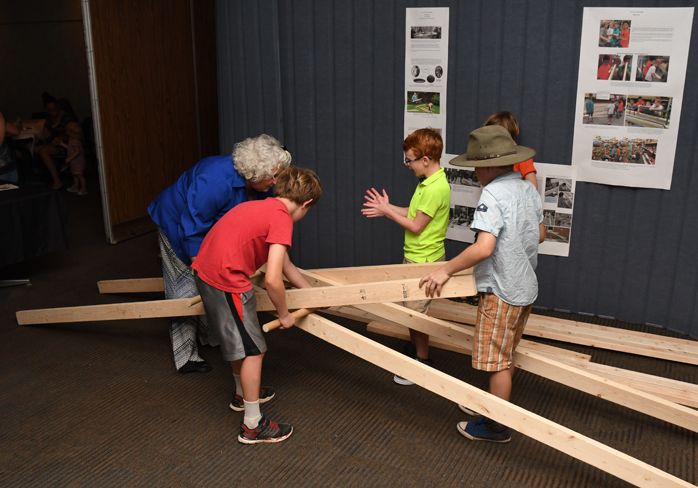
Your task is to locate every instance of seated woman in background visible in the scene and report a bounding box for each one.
[0,110,20,183]
[37,92,77,190]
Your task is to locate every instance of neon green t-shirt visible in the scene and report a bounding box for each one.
[404,168,450,262]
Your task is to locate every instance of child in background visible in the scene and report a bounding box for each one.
[420,126,544,443]
[585,98,595,123]
[60,122,87,195]
[598,55,612,80]
[484,112,537,190]
[192,167,322,444]
[620,22,630,48]
[362,128,450,386]
[607,101,615,125]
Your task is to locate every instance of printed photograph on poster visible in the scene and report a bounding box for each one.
[410,26,442,39]
[536,163,577,257]
[596,54,633,81]
[625,95,672,129]
[445,167,481,188]
[582,93,626,126]
[405,8,449,147]
[410,67,441,85]
[637,55,669,83]
[599,20,631,48]
[571,7,693,189]
[406,92,441,114]
[591,137,657,165]
[449,205,475,229]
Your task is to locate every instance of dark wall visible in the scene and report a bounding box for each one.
[216,0,698,338]
[0,1,92,122]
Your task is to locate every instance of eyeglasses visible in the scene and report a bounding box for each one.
[404,156,431,166]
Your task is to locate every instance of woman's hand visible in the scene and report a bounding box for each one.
[51,137,62,147]
[361,188,390,218]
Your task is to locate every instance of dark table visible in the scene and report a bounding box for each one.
[0,185,69,269]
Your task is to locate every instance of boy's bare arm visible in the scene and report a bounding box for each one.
[281,253,313,289]
[523,172,538,189]
[265,244,294,329]
[539,223,545,244]
[419,232,496,297]
[362,188,432,234]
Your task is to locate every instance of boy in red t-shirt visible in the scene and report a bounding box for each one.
[620,22,630,48]
[192,167,322,444]
[484,112,537,190]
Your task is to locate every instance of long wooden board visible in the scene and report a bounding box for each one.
[93,262,472,294]
[296,313,695,488]
[97,278,165,294]
[367,320,698,409]
[253,275,476,311]
[16,298,205,325]
[364,320,593,362]
[428,300,698,366]
[16,276,474,326]
[297,270,698,434]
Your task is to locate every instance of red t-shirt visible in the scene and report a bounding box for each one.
[597,63,612,80]
[192,198,293,293]
[620,29,630,47]
[514,158,536,178]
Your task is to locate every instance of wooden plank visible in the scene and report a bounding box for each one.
[368,320,698,409]
[307,262,472,285]
[366,320,592,362]
[253,275,476,312]
[322,306,383,324]
[92,263,471,294]
[555,357,698,410]
[296,313,695,488]
[297,269,698,434]
[16,298,204,325]
[428,300,698,366]
[97,278,165,294]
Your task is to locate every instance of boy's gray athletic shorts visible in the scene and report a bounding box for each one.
[194,272,267,361]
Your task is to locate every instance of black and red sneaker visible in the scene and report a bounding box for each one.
[229,386,276,412]
[238,414,293,444]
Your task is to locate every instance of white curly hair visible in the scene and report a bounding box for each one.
[232,134,292,181]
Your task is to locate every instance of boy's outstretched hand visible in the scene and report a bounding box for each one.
[419,267,452,298]
[361,188,390,218]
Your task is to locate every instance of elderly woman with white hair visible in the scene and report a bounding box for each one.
[148,134,291,374]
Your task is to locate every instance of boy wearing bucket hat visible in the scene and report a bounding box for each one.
[419,125,544,443]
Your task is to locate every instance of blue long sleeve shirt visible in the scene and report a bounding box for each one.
[147,155,274,263]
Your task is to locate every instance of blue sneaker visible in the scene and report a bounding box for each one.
[457,417,511,443]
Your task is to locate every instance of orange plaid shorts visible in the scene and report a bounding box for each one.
[472,293,532,372]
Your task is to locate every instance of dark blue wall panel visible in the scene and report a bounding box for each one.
[216,0,698,338]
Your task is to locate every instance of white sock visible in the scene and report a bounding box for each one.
[244,400,262,429]
[233,374,243,396]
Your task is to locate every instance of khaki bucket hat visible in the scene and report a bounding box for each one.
[450,125,536,168]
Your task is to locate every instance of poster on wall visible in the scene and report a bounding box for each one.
[535,163,577,258]
[571,7,694,190]
[404,8,449,147]
[443,155,576,257]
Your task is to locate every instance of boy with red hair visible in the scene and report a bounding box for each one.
[362,128,450,385]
